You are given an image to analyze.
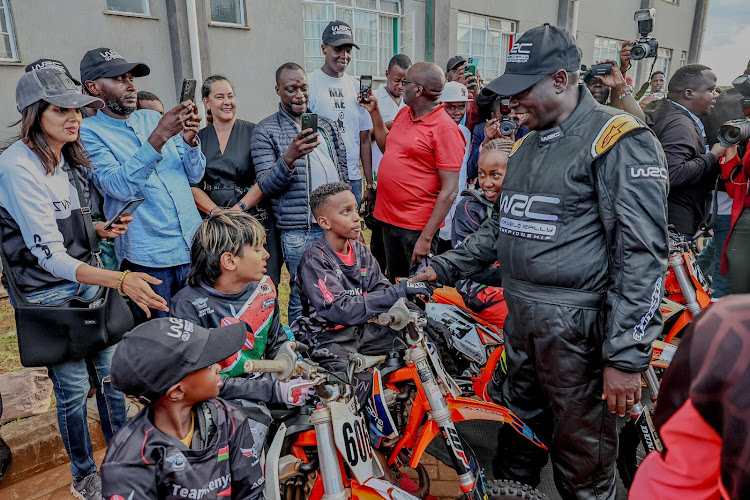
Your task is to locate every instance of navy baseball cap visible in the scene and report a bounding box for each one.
[483,23,581,97]
[110,318,246,404]
[25,58,81,86]
[79,47,150,84]
[322,21,360,49]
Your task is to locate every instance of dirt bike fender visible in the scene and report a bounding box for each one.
[354,478,420,500]
[449,397,547,450]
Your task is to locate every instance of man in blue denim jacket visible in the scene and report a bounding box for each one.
[79,48,206,322]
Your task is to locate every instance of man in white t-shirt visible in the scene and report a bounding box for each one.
[308,21,373,210]
[368,53,411,272]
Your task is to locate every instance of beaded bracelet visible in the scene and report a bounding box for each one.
[118,270,131,296]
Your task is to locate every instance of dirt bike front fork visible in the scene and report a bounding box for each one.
[410,343,487,500]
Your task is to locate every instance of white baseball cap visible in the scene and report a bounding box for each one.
[441,81,471,103]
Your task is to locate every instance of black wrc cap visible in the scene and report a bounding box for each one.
[483,23,581,97]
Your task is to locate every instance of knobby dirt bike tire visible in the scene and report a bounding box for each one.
[455,479,548,500]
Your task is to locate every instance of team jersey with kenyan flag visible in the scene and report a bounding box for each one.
[171,276,285,377]
[102,398,264,500]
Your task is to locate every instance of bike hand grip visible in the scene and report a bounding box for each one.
[244,359,287,374]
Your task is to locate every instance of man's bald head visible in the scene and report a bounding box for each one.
[408,62,445,96]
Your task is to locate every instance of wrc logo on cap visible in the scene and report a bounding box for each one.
[508,43,533,64]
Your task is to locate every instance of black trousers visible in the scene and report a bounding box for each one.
[380,222,438,283]
[308,323,401,404]
[493,277,617,500]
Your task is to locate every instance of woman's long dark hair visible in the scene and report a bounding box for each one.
[3,100,91,175]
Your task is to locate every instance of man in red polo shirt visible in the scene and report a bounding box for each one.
[361,62,466,281]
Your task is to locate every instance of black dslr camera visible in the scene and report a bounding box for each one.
[496,98,516,137]
[630,8,659,60]
[717,75,750,147]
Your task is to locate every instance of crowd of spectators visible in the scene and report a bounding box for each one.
[0,18,748,500]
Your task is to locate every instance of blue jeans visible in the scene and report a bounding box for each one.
[120,261,190,324]
[350,178,363,211]
[15,281,127,481]
[696,214,731,298]
[281,226,324,324]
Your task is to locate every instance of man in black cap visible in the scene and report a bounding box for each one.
[413,24,669,499]
[78,48,206,323]
[307,21,372,215]
[445,55,483,132]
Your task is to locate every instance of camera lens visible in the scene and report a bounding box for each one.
[631,43,647,60]
[717,121,750,147]
[500,120,516,137]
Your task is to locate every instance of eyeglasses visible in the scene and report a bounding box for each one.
[402,79,423,90]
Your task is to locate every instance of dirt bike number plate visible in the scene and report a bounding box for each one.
[330,400,381,483]
[685,252,709,291]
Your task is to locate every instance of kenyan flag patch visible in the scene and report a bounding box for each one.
[217,445,229,462]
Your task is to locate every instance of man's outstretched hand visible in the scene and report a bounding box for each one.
[409,266,437,283]
[602,366,642,417]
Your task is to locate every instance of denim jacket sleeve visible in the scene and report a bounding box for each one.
[80,125,161,202]
[176,136,207,184]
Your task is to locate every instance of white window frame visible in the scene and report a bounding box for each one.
[209,0,246,27]
[679,50,687,68]
[302,0,407,78]
[654,47,672,79]
[592,36,623,66]
[457,12,517,82]
[105,0,151,16]
[0,0,18,62]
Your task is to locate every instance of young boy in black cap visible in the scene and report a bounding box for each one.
[102,318,265,499]
[291,182,431,402]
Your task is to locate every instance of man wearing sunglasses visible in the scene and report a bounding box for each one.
[414,24,669,499]
[360,62,466,282]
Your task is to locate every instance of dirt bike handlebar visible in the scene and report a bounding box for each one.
[243,359,288,375]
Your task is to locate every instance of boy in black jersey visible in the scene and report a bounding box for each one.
[291,182,430,401]
[103,318,264,500]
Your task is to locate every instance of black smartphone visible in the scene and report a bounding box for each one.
[102,198,145,231]
[300,113,318,143]
[179,78,197,104]
[360,75,373,103]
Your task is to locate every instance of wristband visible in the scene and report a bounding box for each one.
[117,270,131,296]
[237,201,248,211]
[210,206,221,216]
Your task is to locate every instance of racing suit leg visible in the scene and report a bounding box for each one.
[309,324,400,403]
[495,279,617,500]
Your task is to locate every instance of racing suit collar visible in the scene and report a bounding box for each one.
[536,84,598,146]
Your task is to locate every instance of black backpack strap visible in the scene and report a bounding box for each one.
[0,224,28,304]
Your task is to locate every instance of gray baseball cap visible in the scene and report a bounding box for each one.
[16,68,104,113]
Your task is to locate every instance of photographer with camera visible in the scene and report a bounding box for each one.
[466,96,529,182]
[647,64,724,236]
[583,58,646,121]
[713,74,750,295]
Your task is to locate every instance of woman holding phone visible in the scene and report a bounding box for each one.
[0,68,167,500]
[192,75,282,284]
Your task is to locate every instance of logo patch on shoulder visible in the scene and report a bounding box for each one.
[508,134,530,158]
[592,114,643,157]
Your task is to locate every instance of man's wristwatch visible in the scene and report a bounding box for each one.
[617,84,635,100]
[237,201,248,211]
[366,183,377,191]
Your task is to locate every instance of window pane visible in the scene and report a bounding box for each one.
[0,1,16,60]
[355,0,377,9]
[379,15,394,74]
[210,0,243,24]
[335,0,352,6]
[380,0,399,15]
[472,16,485,28]
[457,11,517,81]
[457,12,470,26]
[106,0,149,14]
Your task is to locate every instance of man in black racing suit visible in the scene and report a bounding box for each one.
[412,24,668,499]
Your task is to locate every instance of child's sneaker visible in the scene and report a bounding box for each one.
[71,472,102,500]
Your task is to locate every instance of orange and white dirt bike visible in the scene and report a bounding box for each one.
[661,229,712,343]
[245,342,420,500]
[368,298,548,500]
[423,284,507,402]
